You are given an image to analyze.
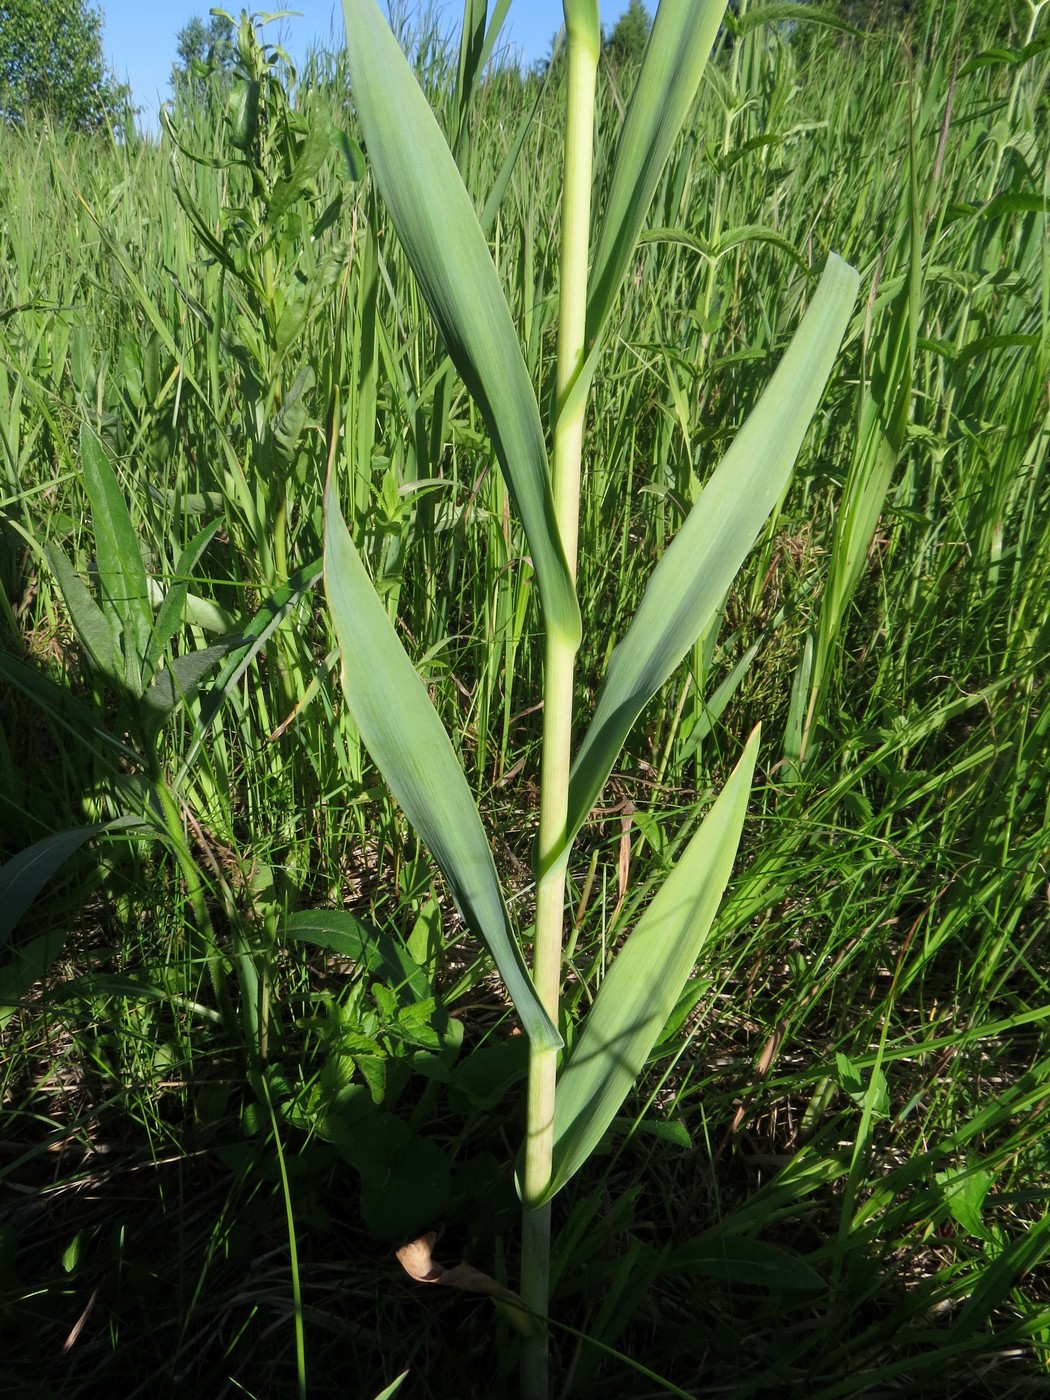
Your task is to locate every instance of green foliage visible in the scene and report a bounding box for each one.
[0,0,128,132]
[0,0,1047,1394]
[605,0,651,68]
[171,10,236,96]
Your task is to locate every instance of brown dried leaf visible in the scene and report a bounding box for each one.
[395,1233,537,1336]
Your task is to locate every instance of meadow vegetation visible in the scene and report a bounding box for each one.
[0,0,1048,1396]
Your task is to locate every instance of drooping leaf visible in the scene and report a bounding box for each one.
[142,643,238,738]
[540,728,760,1203]
[565,256,858,849]
[324,481,560,1052]
[339,0,579,647]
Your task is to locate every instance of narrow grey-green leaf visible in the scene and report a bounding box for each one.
[586,0,727,353]
[542,728,760,1203]
[324,481,560,1051]
[566,255,858,846]
[340,0,579,646]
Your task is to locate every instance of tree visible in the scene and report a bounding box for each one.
[605,0,652,69]
[171,11,237,96]
[0,0,128,133]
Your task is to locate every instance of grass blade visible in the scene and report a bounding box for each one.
[340,0,580,646]
[585,0,727,355]
[792,108,924,770]
[542,727,761,1203]
[146,518,223,676]
[80,425,153,696]
[566,255,859,848]
[324,479,560,1051]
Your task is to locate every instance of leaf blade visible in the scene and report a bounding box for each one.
[323,482,560,1051]
[542,728,761,1203]
[340,0,579,646]
[46,544,121,686]
[586,0,727,352]
[0,826,99,950]
[566,255,858,846]
[80,425,152,697]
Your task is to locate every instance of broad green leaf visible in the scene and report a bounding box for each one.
[666,1232,825,1292]
[324,482,561,1052]
[267,115,331,223]
[340,0,580,647]
[46,544,121,686]
[80,425,153,697]
[936,1165,995,1241]
[565,255,858,847]
[0,826,99,950]
[541,728,760,1203]
[585,0,727,356]
[142,643,238,738]
[0,650,136,764]
[285,908,430,1003]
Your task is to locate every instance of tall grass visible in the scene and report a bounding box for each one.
[1,0,1048,1395]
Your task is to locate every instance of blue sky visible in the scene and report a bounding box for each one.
[99,1,650,132]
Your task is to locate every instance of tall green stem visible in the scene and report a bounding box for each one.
[521,7,599,1397]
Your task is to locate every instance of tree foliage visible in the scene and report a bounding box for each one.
[0,0,128,132]
[605,0,652,69]
[171,11,237,96]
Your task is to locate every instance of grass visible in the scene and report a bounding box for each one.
[1,0,1049,1395]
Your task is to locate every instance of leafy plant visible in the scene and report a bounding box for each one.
[324,0,858,1392]
[0,0,129,133]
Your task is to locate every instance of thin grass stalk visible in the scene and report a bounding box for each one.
[521,5,599,1393]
